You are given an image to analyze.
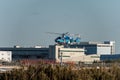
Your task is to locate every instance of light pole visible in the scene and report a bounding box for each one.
[60,52,63,66]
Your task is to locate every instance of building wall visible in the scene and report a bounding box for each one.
[97,46,111,55]
[70,41,115,55]
[59,48,85,62]
[100,54,120,61]
[104,41,115,54]
[0,51,12,62]
[0,47,49,60]
[49,45,85,63]
[84,54,100,62]
[12,48,49,60]
[70,44,97,55]
[84,46,97,54]
[49,45,56,60]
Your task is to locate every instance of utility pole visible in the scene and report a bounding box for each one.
[60,52,63,66]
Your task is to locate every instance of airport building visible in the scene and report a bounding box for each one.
[49,45,100,63]
[100,54,120,61]
[0,46,49,61]
[49,45,85,63]
[70,41,115,55]
[0,41,116,63]
[0,51,12,62]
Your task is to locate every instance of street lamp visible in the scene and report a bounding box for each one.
[60,52,63,66]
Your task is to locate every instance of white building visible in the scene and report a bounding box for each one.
[49,45,100,63]
[0,51,12,62]
[49,45,85,63]
[70,41,115,55]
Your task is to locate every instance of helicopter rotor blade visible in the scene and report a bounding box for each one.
[68,33,80,37]
[75,34,80,37]
[46,32,70,36]
[46,32,62,35]
[46,32,81,38]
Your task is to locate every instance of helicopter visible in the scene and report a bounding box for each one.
[47,32,81,45]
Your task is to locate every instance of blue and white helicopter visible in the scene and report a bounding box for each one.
[47,32,81,45]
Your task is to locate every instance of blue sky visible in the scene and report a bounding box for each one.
[0,0,120,52]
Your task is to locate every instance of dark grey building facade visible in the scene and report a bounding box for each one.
[0,47,49,60]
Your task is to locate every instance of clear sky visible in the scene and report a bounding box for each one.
[0,0,120,53]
